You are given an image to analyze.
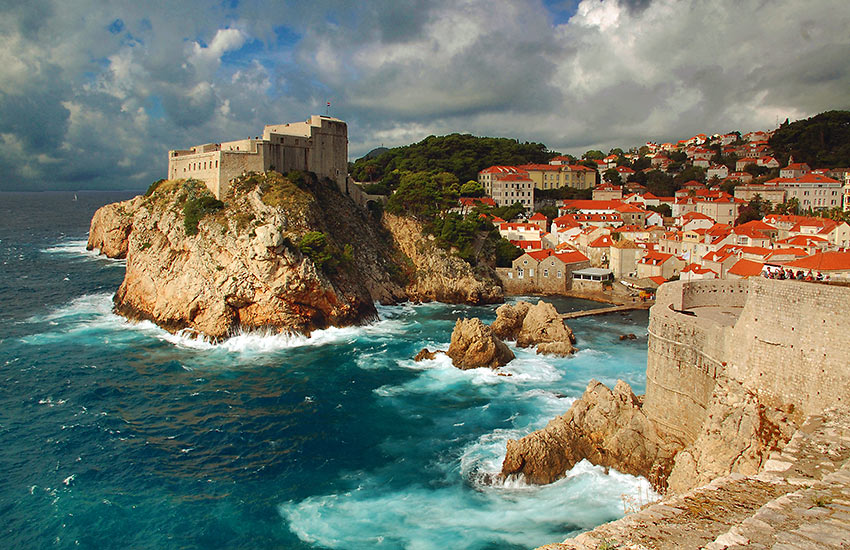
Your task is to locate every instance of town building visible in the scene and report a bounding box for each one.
[168,115,348,199]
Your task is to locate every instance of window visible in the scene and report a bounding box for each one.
[557,271,562,278]
[543,269,549,278]
[517,268,524,279]
[529,269,534,277]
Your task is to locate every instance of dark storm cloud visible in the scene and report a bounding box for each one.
[0,0,848,189]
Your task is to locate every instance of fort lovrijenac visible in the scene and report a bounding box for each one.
[168,115,349,200]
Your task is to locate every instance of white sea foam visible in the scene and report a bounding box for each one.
[281,458,658,550]
[41,239,126,266]
[25,291,410,354]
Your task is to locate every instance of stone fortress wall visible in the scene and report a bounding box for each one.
[645,278,850,447]
[168,115,348,199]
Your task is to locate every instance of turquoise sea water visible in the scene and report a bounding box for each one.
[0,192,654,549]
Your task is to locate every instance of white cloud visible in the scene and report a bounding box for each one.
[0,0,848,189]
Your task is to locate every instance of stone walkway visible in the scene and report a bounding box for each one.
[540,408,850,550]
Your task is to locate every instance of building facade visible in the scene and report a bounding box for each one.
[168,115,348,199]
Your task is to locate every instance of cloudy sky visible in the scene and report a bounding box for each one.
[1,0,849,191]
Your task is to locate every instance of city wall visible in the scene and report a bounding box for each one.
[645,278,850,446]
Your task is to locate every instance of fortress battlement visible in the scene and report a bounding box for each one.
[168,115,348,199]
[646,278,850,444]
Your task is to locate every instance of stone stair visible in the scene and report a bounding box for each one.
[541,408,850,550]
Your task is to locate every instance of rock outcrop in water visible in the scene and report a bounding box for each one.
[447,317,514,369]
[492,300,576,356]
[87,173,503,339]
[501,380,678,489]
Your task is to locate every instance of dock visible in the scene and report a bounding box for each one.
[560,302,652,319]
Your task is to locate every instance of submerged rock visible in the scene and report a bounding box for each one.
[446,317,514,370]
[413,348,439,362]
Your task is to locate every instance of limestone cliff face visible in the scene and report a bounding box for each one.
[383,213,503,305]
[501,380,679,489]
[87,199,137,258]
[665,378,797,493]
[88,173,502,339]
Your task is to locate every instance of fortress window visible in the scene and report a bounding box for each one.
[215,160,218,168]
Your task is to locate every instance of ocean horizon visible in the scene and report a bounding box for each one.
[0,191,655,549]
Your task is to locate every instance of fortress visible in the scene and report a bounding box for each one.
[646,278,850,445]
[516,279,850,549]
[167,115,348,199]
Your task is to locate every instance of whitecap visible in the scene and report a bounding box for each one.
[41,239,126,266]
[281,458,657,550]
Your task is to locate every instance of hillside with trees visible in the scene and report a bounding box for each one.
[350,133,556,185]
[769,110,850,168]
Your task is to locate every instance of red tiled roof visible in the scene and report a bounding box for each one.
[589,235,614,248]
[459,197,497,207]
[785,251,850,272]
[766,175,840,185]
[529,212,547,221]
[728,258,764,277]
[554,250,589,264]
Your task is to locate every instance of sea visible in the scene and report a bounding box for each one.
[0,191,655,550]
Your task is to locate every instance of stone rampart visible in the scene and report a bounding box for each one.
[646,279,850,444]
[730,279,850,415]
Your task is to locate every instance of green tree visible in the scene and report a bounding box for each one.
[583,150,605,160]
[459,180,485,197]
[735,195,770,225]
[603,168,622,185]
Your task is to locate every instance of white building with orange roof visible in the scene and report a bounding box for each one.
[764,174,841,211]
[680,263,717,281]
[478,167,535,211]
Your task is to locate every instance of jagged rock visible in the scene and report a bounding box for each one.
[536,342,576,357]
[446,317,514,370]
[619,333,637,341]
[383,214,503,305]
[88,174,506,339]
[491,300,576,355]
[666,378,797,493]
[414,348,439,362]
[501,379,679,490]
[516,301,577,354]
[87,198,141,258]
[491,301,531,340]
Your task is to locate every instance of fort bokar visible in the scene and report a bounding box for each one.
[87,115,502,339]
[502,278,850,549]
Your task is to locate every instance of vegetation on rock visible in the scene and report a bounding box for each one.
[769,110,850,168]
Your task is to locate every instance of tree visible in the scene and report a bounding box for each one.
[535,205,559,220]
[583,150,605,160]
[495,238,523,267]
[459,180,485,197]
[735,195,770,225]
[647,203,672,217]
[603,168,622,185]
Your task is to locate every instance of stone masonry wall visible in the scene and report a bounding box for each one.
[730,279,850,415]
[646,278,850,446]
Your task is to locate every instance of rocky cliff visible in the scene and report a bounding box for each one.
[383,213,503,305]
[88,173,502,339]
[501,380,679,489]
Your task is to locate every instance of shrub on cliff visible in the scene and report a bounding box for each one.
[183,195,224,236]
[298,231,352,273]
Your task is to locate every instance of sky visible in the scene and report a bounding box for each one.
[1,0,849,191]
